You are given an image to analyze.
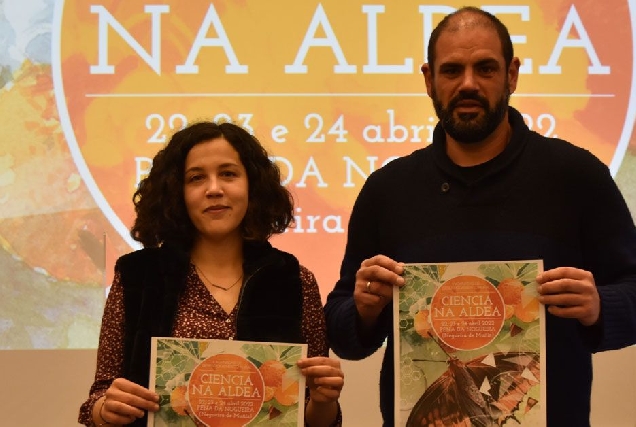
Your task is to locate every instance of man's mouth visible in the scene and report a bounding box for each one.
[454,101,484,110]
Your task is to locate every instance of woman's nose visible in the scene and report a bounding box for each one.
[205,179,223,197]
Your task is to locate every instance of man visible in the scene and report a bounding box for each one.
[324,6,636,427]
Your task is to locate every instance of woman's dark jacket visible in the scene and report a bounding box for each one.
[116,241,304,426]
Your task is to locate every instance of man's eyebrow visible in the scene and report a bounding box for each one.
[474,58,500,67]
[439,61,463,68]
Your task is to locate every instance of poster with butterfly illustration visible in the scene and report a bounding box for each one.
[394,260,546,427]
[148,337,307,427]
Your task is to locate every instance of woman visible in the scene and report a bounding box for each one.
[78,122,344,426]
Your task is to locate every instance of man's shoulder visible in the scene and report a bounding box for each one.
[521,133,615,193]
[510,107,603,165]
[370,146,432,177]
[526,132,605,167]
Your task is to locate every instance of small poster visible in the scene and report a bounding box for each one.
[394,260,546,426]
[148,337,307,427]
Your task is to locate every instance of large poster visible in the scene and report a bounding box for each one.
[148,338,307,427]
[1,0,636,349]
[394,261,545,426]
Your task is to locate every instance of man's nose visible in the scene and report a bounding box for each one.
[458,70,478,92]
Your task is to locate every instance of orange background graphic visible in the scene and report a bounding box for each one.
[1,0,636,349]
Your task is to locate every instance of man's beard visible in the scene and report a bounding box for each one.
[432,86,509,144]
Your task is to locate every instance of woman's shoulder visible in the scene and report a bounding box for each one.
[116,246,188,266]
[298,264,317,284]
[270,248,318,281]
[114,246,190,287]
[247,242,318,286]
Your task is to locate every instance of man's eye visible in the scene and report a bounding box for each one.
[440,67,463,77]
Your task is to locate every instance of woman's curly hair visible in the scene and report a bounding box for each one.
[130,121,294,249]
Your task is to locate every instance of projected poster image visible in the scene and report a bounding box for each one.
[1,0,635,350]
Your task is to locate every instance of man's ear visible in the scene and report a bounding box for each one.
[421,63,433,97]
[508,57,521,94]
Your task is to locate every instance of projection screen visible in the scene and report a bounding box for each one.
[1,0,635,350]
